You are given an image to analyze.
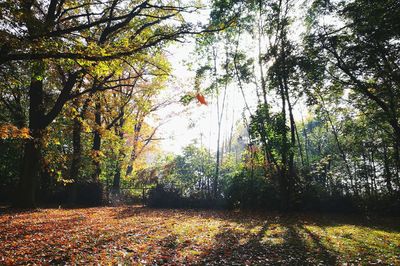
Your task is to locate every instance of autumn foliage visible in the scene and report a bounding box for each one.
[0,124,30,139]
[196,93,208,105]
[0,207,399,265]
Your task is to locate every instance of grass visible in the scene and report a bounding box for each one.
[0,206,399,265]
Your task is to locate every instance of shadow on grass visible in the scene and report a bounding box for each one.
[1,206,399,265]
[114,205,275,228]
[294,212,400,234]
[197,217,338,265]
[115,205,400,234]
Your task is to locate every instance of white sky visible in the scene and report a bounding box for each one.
[155,40,247,154]
[153,0,310,155]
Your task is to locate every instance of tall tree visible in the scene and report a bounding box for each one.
[0,0,208,207]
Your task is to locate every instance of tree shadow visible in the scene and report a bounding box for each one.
[114,205,276,229]
[197,216,338,265]
[1,206,399,264]
[0,213,86,240]
[155,234,179,264]
[0,206,40,215]
[294,212,400,233]
[114,205,148,219]
[298,224,337,265]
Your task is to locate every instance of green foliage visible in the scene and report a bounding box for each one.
[0,0,399,213]
[161,144,215,198]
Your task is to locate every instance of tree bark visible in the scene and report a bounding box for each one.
[15,73,45,208]
[70,117,82,181]
[112,117,125,194]
[278,75,290,210]
[92,100,102,182]
[383,144,393,194]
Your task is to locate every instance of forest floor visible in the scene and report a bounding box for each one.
[0,206,399,265]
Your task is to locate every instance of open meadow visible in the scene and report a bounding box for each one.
[1,206,399,265]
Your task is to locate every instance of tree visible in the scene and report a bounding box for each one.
[0,0,208,207]
[305,0,400,185]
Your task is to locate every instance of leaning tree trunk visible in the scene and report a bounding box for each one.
[125,121,141,177]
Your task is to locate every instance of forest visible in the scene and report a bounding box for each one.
[0,0,399,264]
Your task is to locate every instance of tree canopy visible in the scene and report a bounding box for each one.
[0,0,399,214]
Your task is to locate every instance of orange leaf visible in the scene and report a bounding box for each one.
[196,93,208,105]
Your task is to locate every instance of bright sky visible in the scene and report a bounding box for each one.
[156,40,245,155]
[149,3,244,155]
[153,0,310,155]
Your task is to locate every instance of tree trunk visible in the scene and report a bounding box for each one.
[70,98,90,182]
[301,114,310,167]
[214,130,221,199]
[370,149,378,196]
[278,77,290,211]
[283,75,297,182]
[70,117,82,181]
[125,114,143,177]
[92,100,102,182]
[112,168,121,194]
[112,122,125,195]
[318,94,355,194]
[362,148,371,196]
[394,137,400,187]
[16,74,45,208]
[383,144,393,194]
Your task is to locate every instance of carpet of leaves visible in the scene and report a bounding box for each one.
[0,206,399,265]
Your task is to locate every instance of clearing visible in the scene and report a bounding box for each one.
[0,206,399,265]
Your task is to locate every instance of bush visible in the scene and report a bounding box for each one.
[147,184,219,209]
[77,182,103,206]
[147,184,183,208]
[225,172,281,210]
[61,182,103,206]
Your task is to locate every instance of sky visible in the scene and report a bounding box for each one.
[154,48,308,155]
[150,3,237,155]
[155,40,245,155]
[152,0,311,155]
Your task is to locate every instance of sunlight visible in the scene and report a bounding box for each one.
[1,0,399,264]
[260,224,289,245]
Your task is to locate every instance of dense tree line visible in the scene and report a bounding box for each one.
[149,0,400,213]
[1,0,399,213]
[0,0,220,207]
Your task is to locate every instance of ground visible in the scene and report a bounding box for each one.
[0,206,399,265]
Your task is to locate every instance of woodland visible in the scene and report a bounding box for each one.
[0,0,399,264]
